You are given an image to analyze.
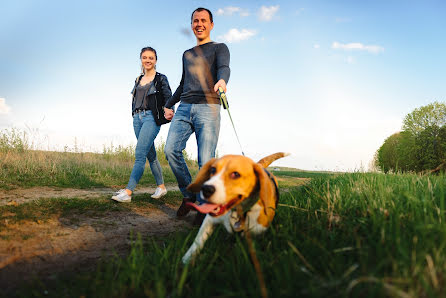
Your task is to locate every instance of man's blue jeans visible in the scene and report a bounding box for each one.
[165,103,221,199]
[127,110,164,191]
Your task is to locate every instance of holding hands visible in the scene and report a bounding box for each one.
[163,79,226,121]
[164,107,174,120]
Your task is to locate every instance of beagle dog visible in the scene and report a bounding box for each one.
[182,152,289,264]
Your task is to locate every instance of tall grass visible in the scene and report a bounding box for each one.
[17,172,446,297]
[0,128,29,152]
[0,128,197,189]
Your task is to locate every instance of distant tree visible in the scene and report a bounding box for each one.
[402,101,446,136]
[396,131,417,171]
[414,125,441,171]
[413,125,446,172]
[377,133,401,173]
[437,126,446,171]
[376,101,446,174]
[439,126,446,162]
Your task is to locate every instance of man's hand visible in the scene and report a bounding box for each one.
[164,107,174,120]
[214,79,227,93]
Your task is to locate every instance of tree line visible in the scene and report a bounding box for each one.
[376,101,446,173]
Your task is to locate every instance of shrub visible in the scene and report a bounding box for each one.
[0,128,29,152]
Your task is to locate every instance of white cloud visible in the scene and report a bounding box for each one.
[217,28,257,43]
[216,6,249,17]
[332,41,384,54]
[313,44,320,49]
[345,56,355,64]
[258,5,279,21]
[0,98,11,114]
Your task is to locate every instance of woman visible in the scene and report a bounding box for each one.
[112,47,172,202]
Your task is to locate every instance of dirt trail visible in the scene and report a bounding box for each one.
[0,186,195,294]
[0,186,178,206]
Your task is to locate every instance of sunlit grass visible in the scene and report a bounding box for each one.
[13,172,446,297]
[4,127,446,297]
[0,128,197,189]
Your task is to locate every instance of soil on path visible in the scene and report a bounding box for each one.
[0,185,196,295]
[0,186,178,206]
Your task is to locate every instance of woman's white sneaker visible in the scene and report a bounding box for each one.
[151,187,167,199]
[111,190,132,202]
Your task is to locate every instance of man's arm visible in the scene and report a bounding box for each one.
[164,54,185,109]
[213,43,230,93]
[164,55,186,120]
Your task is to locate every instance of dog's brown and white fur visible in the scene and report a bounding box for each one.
[182,152,289,264]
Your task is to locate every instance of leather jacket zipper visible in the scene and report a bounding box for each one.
[154,80,160,120]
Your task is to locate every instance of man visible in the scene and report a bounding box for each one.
[163,7,230,223]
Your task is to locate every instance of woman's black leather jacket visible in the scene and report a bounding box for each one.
[131,72,172,125]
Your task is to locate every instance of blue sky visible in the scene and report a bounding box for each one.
[1,0,445,171]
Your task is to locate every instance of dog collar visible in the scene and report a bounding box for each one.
[263,168,279,207]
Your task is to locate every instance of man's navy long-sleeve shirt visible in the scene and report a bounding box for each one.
[165,42,230,108]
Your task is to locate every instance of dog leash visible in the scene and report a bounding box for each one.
[217,87,245,156]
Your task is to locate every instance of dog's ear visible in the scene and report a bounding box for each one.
[253,163,277,221]
[187,158,217,193]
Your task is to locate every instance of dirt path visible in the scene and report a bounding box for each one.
[0,185,195,294]
[0,185,179,206]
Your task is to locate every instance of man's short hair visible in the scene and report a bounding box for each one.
[191,7,213,23]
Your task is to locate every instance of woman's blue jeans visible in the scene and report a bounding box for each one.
[164,103,220,199]
[126,110,164,191]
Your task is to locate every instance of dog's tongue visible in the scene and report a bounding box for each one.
[185,202,219,214]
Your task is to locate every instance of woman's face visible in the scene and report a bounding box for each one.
[141,50,156,72]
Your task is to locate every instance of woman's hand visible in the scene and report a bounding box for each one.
[164,107,174,120]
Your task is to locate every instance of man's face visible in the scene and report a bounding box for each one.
[191,10,214,42]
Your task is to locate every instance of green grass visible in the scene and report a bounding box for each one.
[4,128,446,297]
[13,172,446,297]
[271,169,335,179]
[0,197,126,231]
[0,147,195,190]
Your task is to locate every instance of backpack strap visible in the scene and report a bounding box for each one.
[131,74,144,95]
[136,74,144,84]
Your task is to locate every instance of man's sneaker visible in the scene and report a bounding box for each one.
[176,198,193,217]
[151,187,167,199]
[111,189,131,203]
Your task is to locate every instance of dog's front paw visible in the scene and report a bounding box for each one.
[182,253,191,265]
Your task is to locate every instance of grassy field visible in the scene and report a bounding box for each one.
[2,129,446,297]
[5,170,446,297]
[0,129,195,190]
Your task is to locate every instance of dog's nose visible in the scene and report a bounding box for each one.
[201,184,215,198]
